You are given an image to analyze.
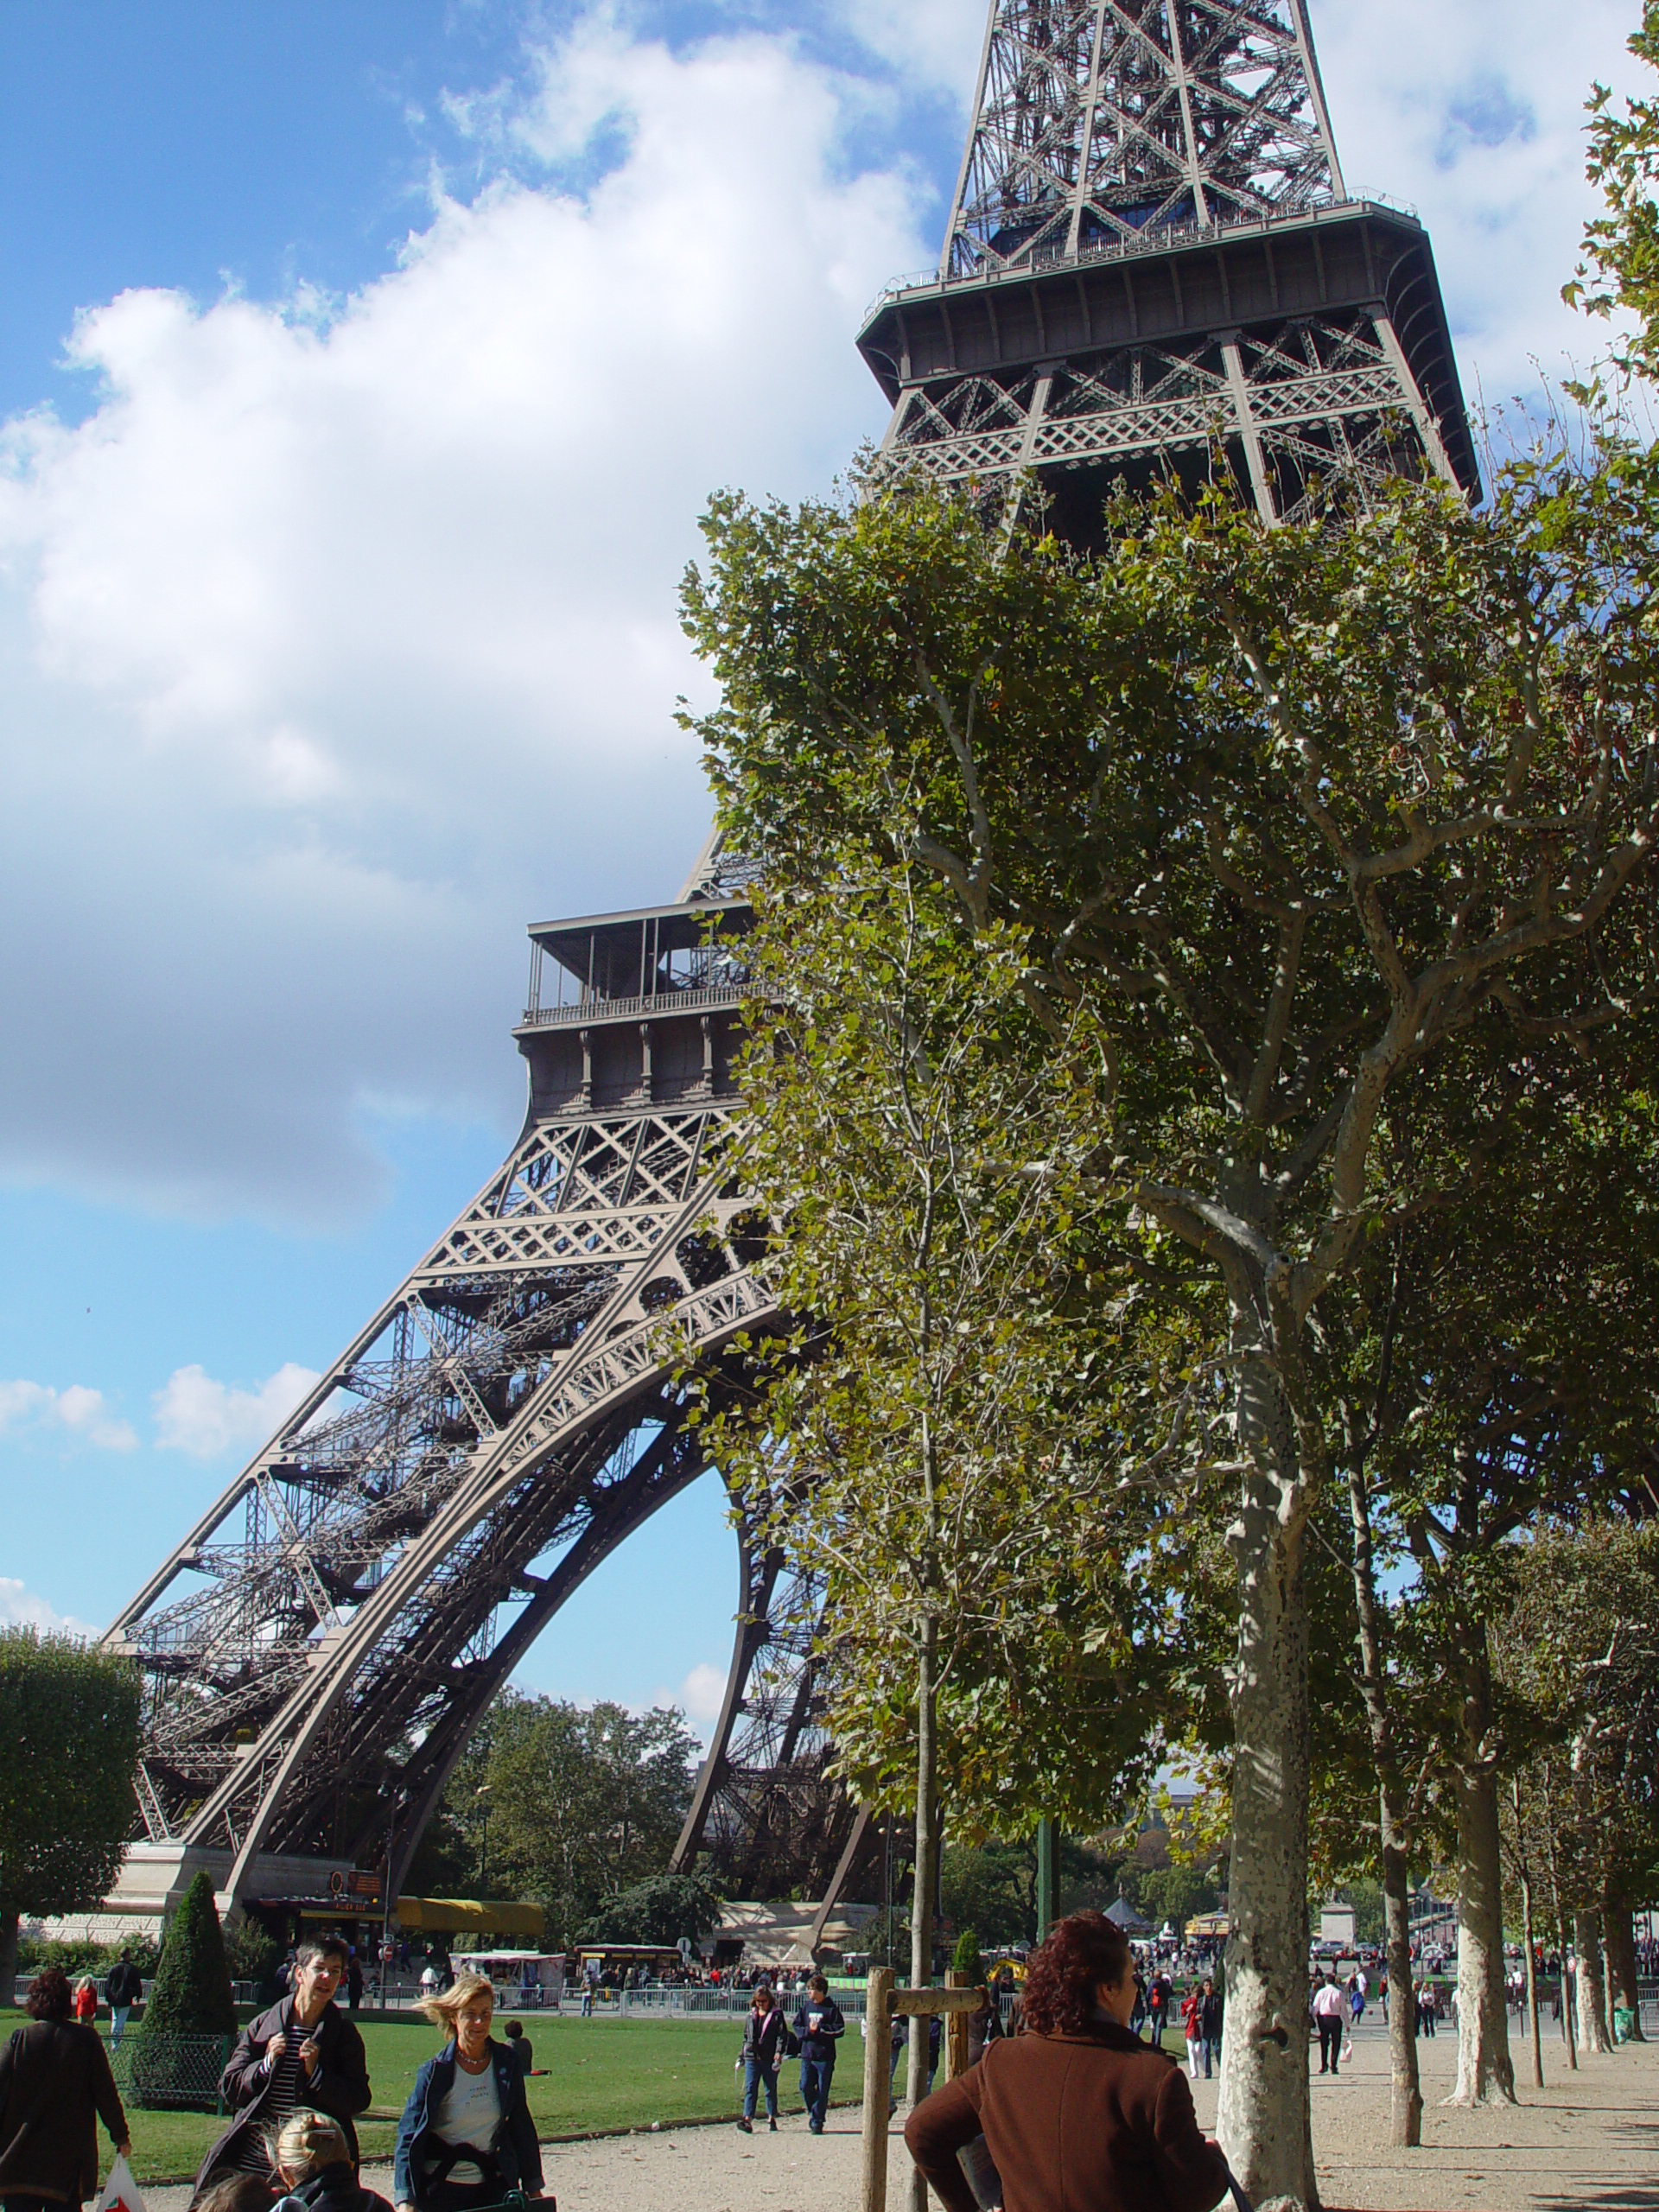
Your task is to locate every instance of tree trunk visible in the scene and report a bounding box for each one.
[1575,1909,1612,2055]
[1542,1792,1576,2070]
[1448,1633,1515,2106]
[1345,1452,1421,2147]
[905,1613,939,2212]
[0,1907,18,2006]
[1217,1351,1317,2212]
[1519,1861,1544,2090]
[1604,1903,1643,2041]
[1559,1917,1579,2070]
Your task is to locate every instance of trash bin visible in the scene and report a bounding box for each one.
[1613,2005,1635,2043]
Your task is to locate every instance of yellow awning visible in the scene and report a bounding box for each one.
[393,1897,545,1938]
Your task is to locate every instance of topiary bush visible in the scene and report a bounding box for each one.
[129,1872,237,2111]
[951,1926,985,1982]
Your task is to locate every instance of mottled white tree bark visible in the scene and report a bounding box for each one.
[1217,1349,1317,2212]
[1575,1910,1613,2055]
[1450,1760,1516,2104]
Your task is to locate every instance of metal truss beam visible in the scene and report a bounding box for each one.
[944,0,1345,283]
[104,883,849,1910]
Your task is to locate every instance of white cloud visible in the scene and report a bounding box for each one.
[0,1576,100,1638]
[0,14,930,1227]
[0,1377,137,1452]
[837,0,985,106]
[676,1661,728,1725]
[651,1659,728,1739]
[152,1360,321,1459]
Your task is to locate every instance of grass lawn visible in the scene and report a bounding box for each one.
[1,2015,860,2186]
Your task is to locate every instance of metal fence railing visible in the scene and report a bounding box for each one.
[108,2032,233,2113]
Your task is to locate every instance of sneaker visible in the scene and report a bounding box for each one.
[736,2118,752,2133]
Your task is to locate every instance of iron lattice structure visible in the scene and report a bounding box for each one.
[106,841,860,1910]
[858,0,1477,528]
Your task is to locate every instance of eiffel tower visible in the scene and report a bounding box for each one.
[102,833,867,1933]
[101,0,1472,1945]
[858,0,1476,531]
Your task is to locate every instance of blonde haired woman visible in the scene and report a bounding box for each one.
[392,1975,544,2212]
[268,2112,390,2212]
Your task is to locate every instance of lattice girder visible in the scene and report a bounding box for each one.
[105,907,844,1906]
[944,0,1345,279]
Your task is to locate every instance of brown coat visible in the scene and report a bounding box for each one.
[906,2020,1230,2212]
[0,2020,129,2205]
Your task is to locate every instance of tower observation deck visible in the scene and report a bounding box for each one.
[857,0,1476,534]
[102,0,1473,1944]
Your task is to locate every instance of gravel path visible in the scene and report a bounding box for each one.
[143,2015,1659,2212]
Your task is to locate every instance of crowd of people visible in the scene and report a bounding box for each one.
[10,1910,1649,2212]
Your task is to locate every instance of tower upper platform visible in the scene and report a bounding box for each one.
[862,0,1476,529]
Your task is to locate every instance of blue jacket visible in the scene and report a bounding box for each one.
[393,2040,543,2207]
[791,1995,845,2064]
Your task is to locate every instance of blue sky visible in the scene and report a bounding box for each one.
[0,0,1649,1724]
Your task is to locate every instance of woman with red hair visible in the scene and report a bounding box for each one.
[906,1912,1230,2212]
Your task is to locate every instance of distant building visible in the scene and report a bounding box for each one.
[1319,1902,1357,1949]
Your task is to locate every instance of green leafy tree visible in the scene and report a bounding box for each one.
[1566,0,1659,381]
[941,1844,1036,1948]
[690,861,1178,2100]
[950,1926,984,1980]
[1494,1519,1659,2062]
[576,1873,722,1947]
[0,1629,141,1997]
[223,1915,282,1999]
[430,1694,700,1948]
[684,448,1659,2204]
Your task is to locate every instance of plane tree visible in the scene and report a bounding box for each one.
[688,861,1184,2129]
[683,442,1659,2208]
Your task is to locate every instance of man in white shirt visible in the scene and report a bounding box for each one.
[1312,1973,1346,2075]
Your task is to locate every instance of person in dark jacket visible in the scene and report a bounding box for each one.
[966,1986,1004,2069]
[392,1974,543,2212]
[906,1912,1230,2212]
[0,1967,130,2210]
[269,2112,389,2212]
[791,1975,844,2135]
[194,1937,370,2202]
[735,1987,792,2134]
[1199,1979,1224,2079]
[102,1958,143,2050]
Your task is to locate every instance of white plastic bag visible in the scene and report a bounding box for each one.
[92,2154,145,2212]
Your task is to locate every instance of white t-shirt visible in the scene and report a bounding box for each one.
[1312,1982,1346,2018]
[436,2060,501,2153]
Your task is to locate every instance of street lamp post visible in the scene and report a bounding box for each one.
[475,1784,492,1899]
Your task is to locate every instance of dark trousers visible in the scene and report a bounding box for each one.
[798,2054,834,2129]
[1318,2015,1342,2072]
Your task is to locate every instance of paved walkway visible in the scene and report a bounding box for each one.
[149,2016,1659,2212]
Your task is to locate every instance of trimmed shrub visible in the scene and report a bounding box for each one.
[129,1872,236,2111]
[951,1926,984,1982]
[145,1872,238,2036]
